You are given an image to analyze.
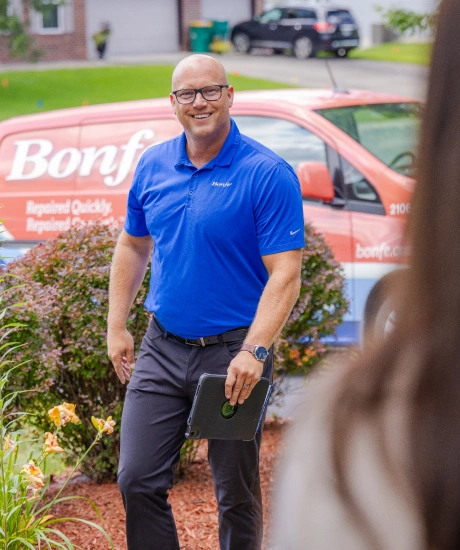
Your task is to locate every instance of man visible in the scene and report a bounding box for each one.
[108,54,304,550]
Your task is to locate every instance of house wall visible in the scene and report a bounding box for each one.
[0,0,86,63]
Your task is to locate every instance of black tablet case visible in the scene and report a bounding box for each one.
[186,374,273,441]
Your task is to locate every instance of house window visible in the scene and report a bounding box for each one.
[36,0,66,34]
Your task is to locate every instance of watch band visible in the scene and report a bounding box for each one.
[240,343,268,362]
[240,343,257,354]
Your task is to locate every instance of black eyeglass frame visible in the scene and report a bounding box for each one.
[172,84,229,104]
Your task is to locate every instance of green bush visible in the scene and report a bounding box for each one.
[4,221,347,479]
[275,223,348,375]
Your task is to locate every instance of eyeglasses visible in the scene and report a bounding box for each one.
[172,85,229,104]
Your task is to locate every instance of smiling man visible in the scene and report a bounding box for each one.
[108,54,304,550]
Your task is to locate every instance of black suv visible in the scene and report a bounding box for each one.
[231,6,359,59]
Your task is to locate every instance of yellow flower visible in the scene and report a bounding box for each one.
[44,432,64,455]
[3,434,17,451]
[21,460,45,492]
[48,403,80,427]
[91,415,116,434]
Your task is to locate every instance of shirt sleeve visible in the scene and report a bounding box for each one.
[124,155,150,237]
[253,161,305,256]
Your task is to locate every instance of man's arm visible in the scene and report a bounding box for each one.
[225,248,302,405]
[107,229,153,384]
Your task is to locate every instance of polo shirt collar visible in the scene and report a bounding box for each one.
[175,119,240,169]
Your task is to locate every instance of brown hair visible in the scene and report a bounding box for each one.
[331,1,460,548]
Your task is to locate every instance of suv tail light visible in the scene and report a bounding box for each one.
[314,22,336,33]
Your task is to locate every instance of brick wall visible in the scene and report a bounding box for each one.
[0,0,86,64]
[253,0,264,16]
[180,0,201,51]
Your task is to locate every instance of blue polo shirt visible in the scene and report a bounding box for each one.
[124,119,305,339]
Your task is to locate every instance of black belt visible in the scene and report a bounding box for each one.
[171,328,248,347]
[154,317,248,347]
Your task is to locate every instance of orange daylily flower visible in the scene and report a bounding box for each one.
[21,460,45,492]
[48,403,80,427]
[91,415,116,434]
[3,434,17,451]
[44,432,64,454]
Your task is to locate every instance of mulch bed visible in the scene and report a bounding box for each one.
[50,420,286,550]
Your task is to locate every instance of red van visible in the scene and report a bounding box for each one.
[0,89,420,344]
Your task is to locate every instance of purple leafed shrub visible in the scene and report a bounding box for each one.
[3,221,347,479]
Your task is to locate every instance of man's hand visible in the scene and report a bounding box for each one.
[225,351,264,406]
[108,327,135,384]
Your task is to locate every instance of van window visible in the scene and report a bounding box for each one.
[316,103,421,176]
[232,116,327,171]
[340,156,381,203]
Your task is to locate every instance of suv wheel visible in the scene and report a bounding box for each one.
[233,33,251,54]
[293,36,313,60]
[335,47,349,58]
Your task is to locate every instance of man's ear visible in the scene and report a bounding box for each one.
[227,85,235,108]
[169,93,177,115]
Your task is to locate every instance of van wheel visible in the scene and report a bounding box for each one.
[362,271,404,348]
[294,37,313,59]
[232,33,251,53]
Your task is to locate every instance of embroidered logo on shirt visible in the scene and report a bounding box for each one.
[290,229,300,235]
[212,181,233,187]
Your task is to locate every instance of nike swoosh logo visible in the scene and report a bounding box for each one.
[290,229,300,235]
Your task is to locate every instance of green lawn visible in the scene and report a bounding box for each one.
[349,42,431,65]
[0,65,294,122]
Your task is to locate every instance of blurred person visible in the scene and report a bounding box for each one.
[107,54,304,550]
[272,0,460,548]
[92,22,111,59]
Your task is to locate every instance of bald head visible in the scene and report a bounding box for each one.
[172,55,228,91]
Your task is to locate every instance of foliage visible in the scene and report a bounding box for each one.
[376,5,438,35]
[4,221,347,479]
[0,0,65,61]
[3,222,151,481]
[0,274,113,548]
[275,223,348,375]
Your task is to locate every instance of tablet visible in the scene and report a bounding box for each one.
[185,374,273,441]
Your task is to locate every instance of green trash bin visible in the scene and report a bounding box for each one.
[189,21,214,53]
[212,20,229,41]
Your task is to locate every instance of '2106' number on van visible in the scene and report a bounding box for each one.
[389,202,411,215]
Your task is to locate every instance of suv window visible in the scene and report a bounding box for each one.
[316,103,421,176]
[326,10,354,24]
[232,116,327,171]
[283,8,316,19]
[259,9,282,24]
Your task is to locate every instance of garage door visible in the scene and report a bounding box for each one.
[86,0,179,59]
[202,0,251,28]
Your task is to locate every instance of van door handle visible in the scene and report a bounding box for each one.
[269,24,277,30]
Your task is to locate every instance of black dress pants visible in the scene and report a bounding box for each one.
[118,317,273,550]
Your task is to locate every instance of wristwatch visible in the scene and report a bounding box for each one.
[240,343,269,362]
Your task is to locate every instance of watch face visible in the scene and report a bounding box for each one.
[254,346,269,361]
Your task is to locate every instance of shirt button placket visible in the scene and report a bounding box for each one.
[187,172,198,208]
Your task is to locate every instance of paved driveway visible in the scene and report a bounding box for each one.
[4,51,428,100]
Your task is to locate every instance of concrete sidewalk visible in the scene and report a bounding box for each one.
[1,50,427,99]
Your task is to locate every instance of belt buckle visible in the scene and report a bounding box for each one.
[184,338,206,347]
[185,339,200,347]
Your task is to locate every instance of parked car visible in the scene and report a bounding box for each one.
[0,88,420,344]
[231,6,359,59]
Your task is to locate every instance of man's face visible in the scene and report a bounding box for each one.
[170,60,234,141]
